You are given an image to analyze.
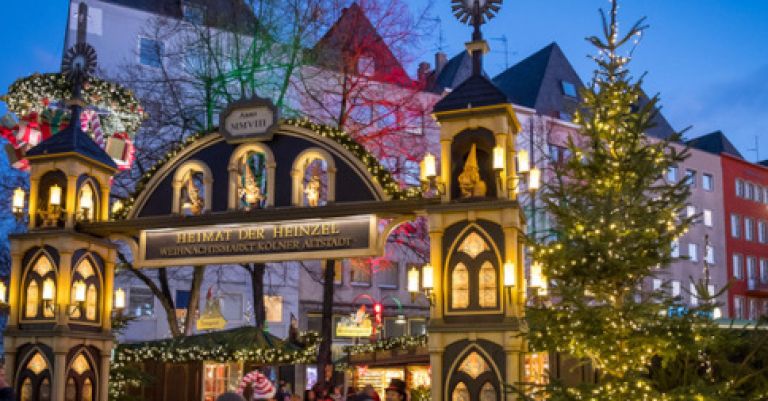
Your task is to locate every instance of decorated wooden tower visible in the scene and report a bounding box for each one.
[4,6,119,400]
[410,1,531,400]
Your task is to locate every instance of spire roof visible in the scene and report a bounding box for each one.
[26,111,117,170]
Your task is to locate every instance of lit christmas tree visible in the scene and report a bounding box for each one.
[521,1,752,400]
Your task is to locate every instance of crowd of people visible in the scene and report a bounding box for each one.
[217,378,408,401]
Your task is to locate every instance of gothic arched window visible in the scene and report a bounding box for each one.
[452,263,469,309]
[23,254,56,319]
[451,382,470,401]
[70,257,100,323]
[479,262,497,308]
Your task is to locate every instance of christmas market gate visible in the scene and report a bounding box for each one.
[8,92,529,401]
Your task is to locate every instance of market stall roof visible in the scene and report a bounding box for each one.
[117,327,318,366]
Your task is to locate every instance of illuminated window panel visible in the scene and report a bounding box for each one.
[452,263,469,309]
[478,262,497,308]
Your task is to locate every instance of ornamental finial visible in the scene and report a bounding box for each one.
[450,0,503,40]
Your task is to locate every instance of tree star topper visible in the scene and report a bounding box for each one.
[451,0,503,27]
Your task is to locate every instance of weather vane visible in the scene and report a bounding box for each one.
[451,0,503,40]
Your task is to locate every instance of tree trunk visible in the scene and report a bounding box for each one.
[316,259,336,388]
[251,263,266,329]
[184,265,206,336]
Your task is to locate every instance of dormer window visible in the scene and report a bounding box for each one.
[561,80,577,97]
[183,1,205,25]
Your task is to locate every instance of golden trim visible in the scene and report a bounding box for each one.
[136,214,380,268]
[443,223,503,316]
[129,124,389,219]
[26,152,118,173]
[432,103,522,133]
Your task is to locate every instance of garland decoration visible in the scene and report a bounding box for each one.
[112,118,422,219]
[343,334,427,356]
[1,72,146,170]
[110,330,319,398]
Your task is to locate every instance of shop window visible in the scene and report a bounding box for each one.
[129,287,155,317]
[384,317,406,338]
[451,263,469,309]
[478,262,497,308]
[265,295,283,322]
[409,319,426,336]
[204,363,239,401]
[452,382,470,401]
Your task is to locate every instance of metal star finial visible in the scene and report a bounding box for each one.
[451,0,503,33]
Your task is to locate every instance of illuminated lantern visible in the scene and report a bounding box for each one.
[12,187,25,214]
[528,167,541,191]
[0,281,6,304]
[422,264,434,290]
[503,261,515,287]
[493,145,505,171]
[114,288,126,309]
[73,280,87,303]
[42,278,55,301]
[79,185,94,216]
[422,153,437,178]
[517,149,530,173]
[49,184,62,207]
[407,267,420,293]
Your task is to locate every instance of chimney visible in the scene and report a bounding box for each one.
[435,52,448,76]
[417,62,431,83]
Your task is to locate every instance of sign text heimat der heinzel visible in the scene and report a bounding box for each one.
[137,215,377,267]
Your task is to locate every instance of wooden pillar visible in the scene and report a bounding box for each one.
[65,175,78,228]
[503,227,518,318]
[57,251,73,328]
[100,183,110,221]
[53,352,67,401]
[99,353,111,401]
[7,253,22,328]
[102,259,115,331]
[28,177,40,229]
[440,139,451,202]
